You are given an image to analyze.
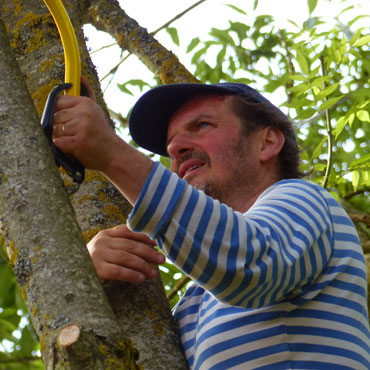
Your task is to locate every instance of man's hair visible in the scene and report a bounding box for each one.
[229,94,305,179]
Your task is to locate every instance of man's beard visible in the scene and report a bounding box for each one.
[184,136,256,207]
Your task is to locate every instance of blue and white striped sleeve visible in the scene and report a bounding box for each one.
[128,162,333,308]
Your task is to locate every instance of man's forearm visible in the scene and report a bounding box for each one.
[102,137,155,206]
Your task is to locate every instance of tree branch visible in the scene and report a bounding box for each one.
[0,357,41,364]
[86,0,198,84]
[344,187,370,200]
[99,0,206,86]
[167,275,192,301]
[277,29,295,102]
[320,55,333,189]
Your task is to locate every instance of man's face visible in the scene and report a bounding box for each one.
[166,94,261,209]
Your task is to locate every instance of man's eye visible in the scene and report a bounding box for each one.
[197,122,210,130]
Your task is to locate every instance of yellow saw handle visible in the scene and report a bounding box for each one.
[42,0,81,96]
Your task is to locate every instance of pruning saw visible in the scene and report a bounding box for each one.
[41,0,85,184]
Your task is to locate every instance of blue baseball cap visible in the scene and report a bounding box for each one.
[128,83,289,157]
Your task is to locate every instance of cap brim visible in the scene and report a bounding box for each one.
[128,83,246,156]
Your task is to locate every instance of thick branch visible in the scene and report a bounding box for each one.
[0,17,139,369]
[99,0,206,86]
[86,0,198,84]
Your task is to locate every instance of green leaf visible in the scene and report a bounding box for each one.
[287,74,307,81]
[191,46,208,64]
[312,137,327,159]
[209,28,235,45]
[338,5,355,17]
[294,108,316,120]
[117,79,150,96]
[315,83,340,99]
[334,49,341,63]
[287,19,299,28]
[216,48,227,66]
[350,153,370,168]
[352,170,360,191]
[354,35,370,47]
[228,55,236,74]
[187,37,200,53]
[319,95,344,111]
[287,83,311,94]
[253,0,259,10]
[308,66,321,79]
[159,156,171,169]
[230,22,250,42]
[308,0,318,14]
[333,116,347,139]
[0,317,17,334]
[0,308,17,317]
[363,171,370,186]
[314,162,327,172]
[166,27,180,46]
[225,4,247,16]
[296,51,309,75]
[310,76,331,88]
[356,110,370,122]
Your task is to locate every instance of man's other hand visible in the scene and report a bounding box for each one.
[87,224,165,283]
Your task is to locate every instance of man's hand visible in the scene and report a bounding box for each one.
[52,94,123,172]
[51,79,154,206]
[87,224,165,283]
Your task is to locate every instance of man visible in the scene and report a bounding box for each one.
[53,82,370,369]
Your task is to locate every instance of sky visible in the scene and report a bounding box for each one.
[84,0,369,119]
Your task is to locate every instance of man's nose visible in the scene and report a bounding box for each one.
[166,132,194,160]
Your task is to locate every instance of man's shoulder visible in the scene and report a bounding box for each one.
[259,178,328,200]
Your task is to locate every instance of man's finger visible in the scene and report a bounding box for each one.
[100,263,146,284]
[107,224,157,246]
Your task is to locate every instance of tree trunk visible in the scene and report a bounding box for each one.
[0,0,188,368]
[0,18,139,369]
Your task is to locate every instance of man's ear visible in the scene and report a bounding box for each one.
[259,127,285,162]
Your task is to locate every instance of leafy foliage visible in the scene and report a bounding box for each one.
[0,250,42,369]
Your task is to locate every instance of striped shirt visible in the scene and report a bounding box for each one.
[128,162,370,370]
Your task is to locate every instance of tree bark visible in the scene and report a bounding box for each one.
[0,0,188,368]
[0,17,139,369]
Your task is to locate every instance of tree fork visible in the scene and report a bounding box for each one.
[0,18,139,369]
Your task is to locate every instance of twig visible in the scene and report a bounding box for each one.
[320,55,333,188]
[91,42,116,54]
[0,357,41,364]
[344,187,370,200]
[151,0,207,35]
[277,29,295,102]
[167,275,191,301]
[101,53,130,83]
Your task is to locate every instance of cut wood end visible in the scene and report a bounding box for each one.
[58,324,81,347]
